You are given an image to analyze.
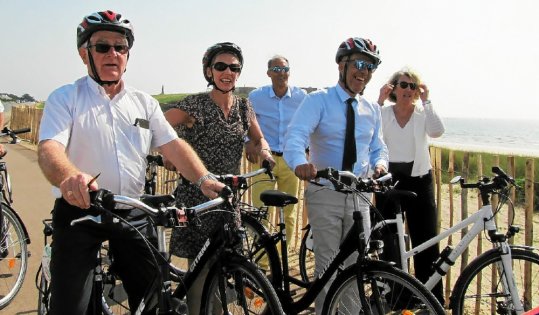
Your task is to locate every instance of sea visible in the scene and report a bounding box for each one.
[430,117,539,158]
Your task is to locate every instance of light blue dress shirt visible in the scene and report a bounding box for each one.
[284,83,388,178]
[249,85,307,152]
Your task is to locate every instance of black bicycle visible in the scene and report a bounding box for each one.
[246,168,445,314]
[37,154,167,315]
[0,127,32,309]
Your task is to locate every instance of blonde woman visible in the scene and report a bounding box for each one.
[377,68,445,304]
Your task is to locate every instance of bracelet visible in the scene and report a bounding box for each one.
[260,148,271,154]
[195,173,217,188]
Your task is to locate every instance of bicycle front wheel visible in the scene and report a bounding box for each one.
[298,224,315,283]
[323,260,445,314]
[0,204,28,309]
[201,255,284,315]
[451,247,539,315]
[241,214,282,286]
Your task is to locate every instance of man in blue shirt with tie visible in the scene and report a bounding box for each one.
[247,55,307,251]
[284,37,388,314]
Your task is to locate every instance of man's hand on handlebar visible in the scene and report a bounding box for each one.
[294,163,317,181]
[373,164,388,179]
[60,172,100,209]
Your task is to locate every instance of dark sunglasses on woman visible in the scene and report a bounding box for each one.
[212,62,242,73]
[397,81,417,90]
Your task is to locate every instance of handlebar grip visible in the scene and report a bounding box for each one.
[90,189,116,210]
[262,159,274,180]
[492,166,513,183]
[315,168,332,180]
[11,127,31,135]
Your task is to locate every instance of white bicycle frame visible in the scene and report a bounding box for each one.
[372,200,525,313]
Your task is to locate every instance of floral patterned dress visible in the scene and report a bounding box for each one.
[169,93,253,258]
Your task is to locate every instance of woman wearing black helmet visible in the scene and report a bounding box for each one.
[164,42,274,315]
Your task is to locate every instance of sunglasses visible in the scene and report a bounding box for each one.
[397,81,417,90]
[88,43,130,54]
[212,62,242,73]
[352,60,377,71]
[270,66,290,73]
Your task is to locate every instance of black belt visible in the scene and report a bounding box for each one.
[271,151,283,157]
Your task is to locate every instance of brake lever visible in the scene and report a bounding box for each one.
[70,215,103,226]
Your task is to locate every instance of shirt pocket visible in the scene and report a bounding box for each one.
[127,125,152,154]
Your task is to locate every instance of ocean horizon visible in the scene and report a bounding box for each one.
[430,117,539,158]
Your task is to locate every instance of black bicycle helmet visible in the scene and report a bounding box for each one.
[77,10,134,48]
[202,42,243,84]
[335,37,381,65]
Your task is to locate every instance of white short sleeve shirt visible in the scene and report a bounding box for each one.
[39,76,177,198]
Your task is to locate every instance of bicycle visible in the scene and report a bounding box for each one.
[249,168,445,314]
[369,166,539,314]
[36,154,167,315]
[40,185,283,314]
[0,126,32,309]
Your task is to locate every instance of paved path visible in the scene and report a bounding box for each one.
[2,144,54,314]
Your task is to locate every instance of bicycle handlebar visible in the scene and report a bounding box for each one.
[214,159,273,190]
[452,166,516,192]
[0,127,31,144]
[314,167,392,193]
[81,187,233,227]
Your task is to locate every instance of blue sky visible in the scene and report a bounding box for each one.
[1,0,537,120]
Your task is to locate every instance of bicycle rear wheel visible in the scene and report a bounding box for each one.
[201,255,283,315]
[0,204,28,309]
[323,260,445,314]
[451,247,539,315]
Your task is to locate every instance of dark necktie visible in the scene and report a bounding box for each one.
[342,98,357,171]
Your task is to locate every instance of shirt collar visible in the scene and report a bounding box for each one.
[85,75,125,100]
[335,83,358,105]
[268,85,291,99]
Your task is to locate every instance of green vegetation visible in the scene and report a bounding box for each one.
[438,147,539,210]
[152,93,189,105]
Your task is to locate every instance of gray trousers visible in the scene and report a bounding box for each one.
[306,184,371,315]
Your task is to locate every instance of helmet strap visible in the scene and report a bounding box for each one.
[208,76,235,94]
[87,48,120,86]
[339,59,365,96]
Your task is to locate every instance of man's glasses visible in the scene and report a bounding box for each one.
[352,60,377,71]
[270,66,290,73]
[88,43,130,55]
[397,81,417,90]
[212,62,242,73]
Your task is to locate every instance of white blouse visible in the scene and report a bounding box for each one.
[381,102,445,176]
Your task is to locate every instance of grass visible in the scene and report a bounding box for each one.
[437,147,539,209]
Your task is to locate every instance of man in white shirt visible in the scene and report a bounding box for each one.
[38,11,223,314]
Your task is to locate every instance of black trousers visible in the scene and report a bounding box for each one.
[49,198,159,315]
[376,170,444,304]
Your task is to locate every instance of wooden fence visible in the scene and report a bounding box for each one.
[10,105,538,310]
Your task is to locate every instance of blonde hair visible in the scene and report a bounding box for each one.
[388,68,422,103]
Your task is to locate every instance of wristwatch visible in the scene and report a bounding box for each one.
[195,173,217,188]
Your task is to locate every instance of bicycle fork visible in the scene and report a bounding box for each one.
[497,242,525,313]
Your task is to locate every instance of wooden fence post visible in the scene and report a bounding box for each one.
[461,152,469,271]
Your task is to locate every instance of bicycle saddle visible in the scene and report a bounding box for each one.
[260,190,298,207]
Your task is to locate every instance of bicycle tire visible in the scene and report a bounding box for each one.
[451,247,539,315]
[100,243,130,315]
[36,265,50,315]
[323,260,445,314]
[200,255,284,315]
[298,224,315,283]
[241,214,282,286]
[0,203,28,309]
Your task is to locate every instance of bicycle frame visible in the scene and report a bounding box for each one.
[261,184,376,314]
[372,186,525,312]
